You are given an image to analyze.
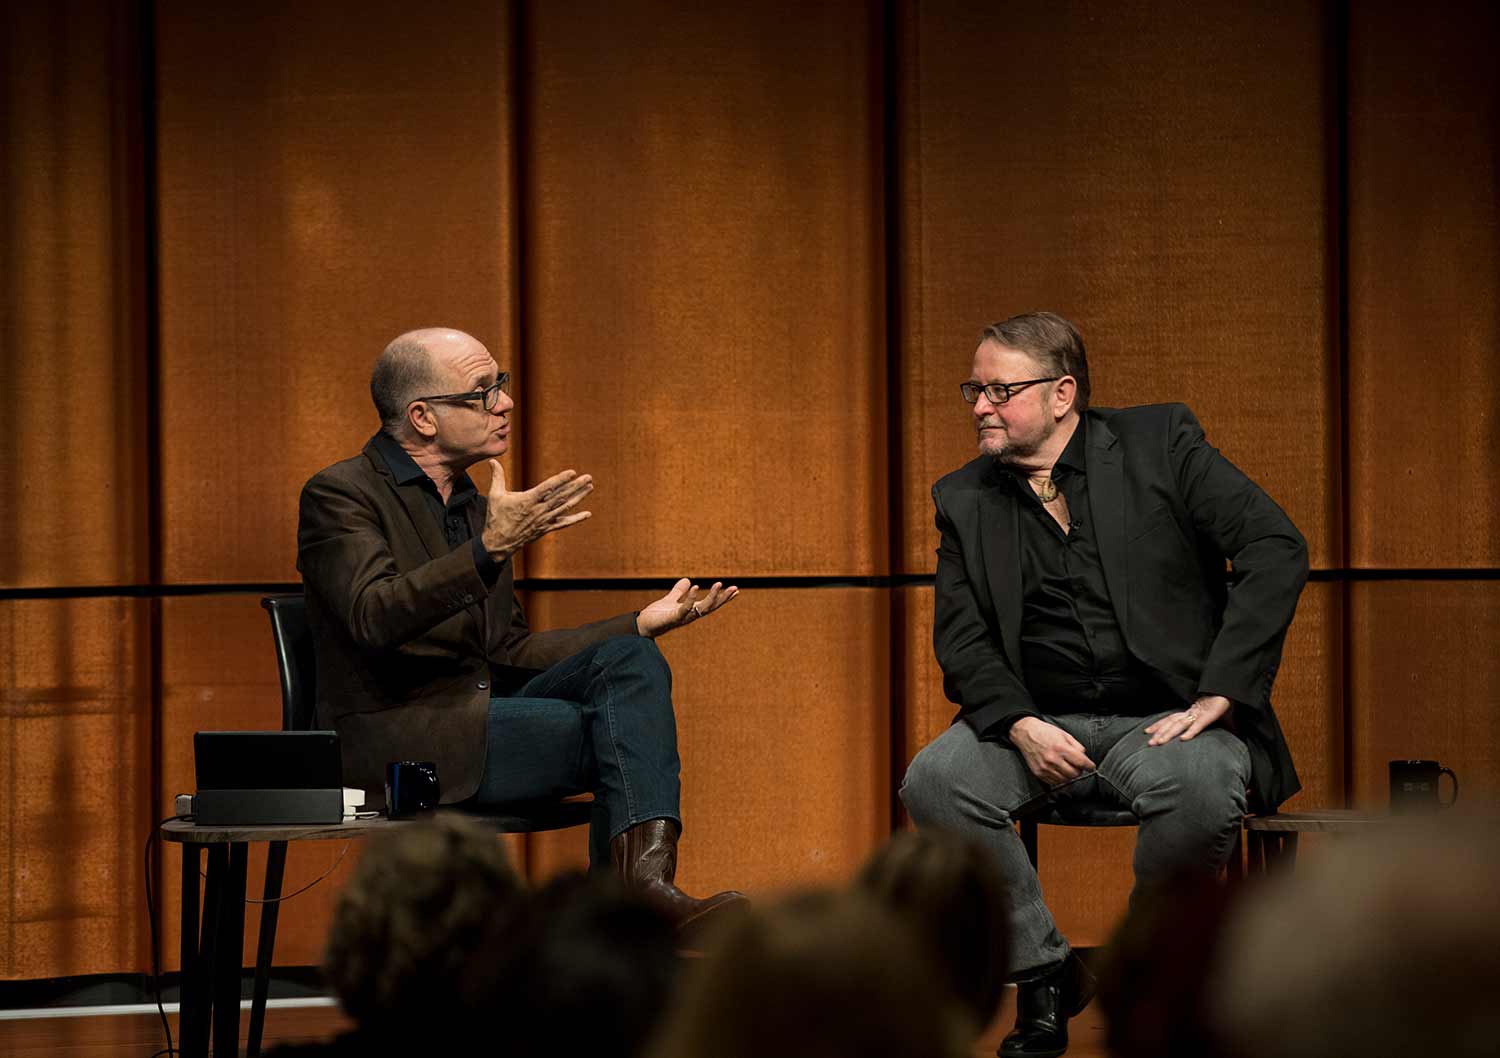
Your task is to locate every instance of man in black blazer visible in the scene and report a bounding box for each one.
[900,312,1307,1058]
[298,327,745,933]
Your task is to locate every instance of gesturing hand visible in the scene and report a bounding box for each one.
[481,461,593,560]
[1009,717,1097,787]
[1145,694,1233,746]
[635,578,739,639]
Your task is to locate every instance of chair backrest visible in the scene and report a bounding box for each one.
[257,592,595,832]
[261,594,317,731]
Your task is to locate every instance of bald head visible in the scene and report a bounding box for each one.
[370,328,482,435]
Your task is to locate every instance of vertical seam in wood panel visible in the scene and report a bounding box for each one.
[509,0,530,485]
[882,0,906,832]
[513,0,535,496]
[1331,0,1354,808]
[107,0,155,971]
[510,0,542,881]
[140,0,168,955]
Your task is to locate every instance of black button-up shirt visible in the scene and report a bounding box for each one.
[370,431,501,586]
[1008,419,1180,718]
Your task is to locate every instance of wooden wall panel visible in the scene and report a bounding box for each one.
[523,588,891,895]
[894,0,1336,574]
[0,0,149,587]
[157,595,354,969]
[154,0,520,584]
[1270,582,1344,812]
[1346,1,1499,568]
[897,580,1340,946]
[521,1,887,579]
[0,599,151,979]
[1349,583,1500,811]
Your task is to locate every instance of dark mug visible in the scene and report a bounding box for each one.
[1389,759,1458,814]
[385,761,441,818]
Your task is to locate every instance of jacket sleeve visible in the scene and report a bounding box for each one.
[1169,405,1309,707]
[297,470,488,653]
[500,594,640,671]
[932,484,1043,740]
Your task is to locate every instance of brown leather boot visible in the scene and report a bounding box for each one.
[610,818,747,937]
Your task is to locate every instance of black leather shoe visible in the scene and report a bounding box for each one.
[998,952,1096,1058]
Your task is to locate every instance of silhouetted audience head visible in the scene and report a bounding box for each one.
[1097,869,1239,1058]
[855,827,1010,1035]
[321,814,523,1044]
[649,889,971,1058]
[490,871,679,1058]
[1212,820,1500,1058]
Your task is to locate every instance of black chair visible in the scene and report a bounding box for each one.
[228,595,591,1056]
[259,594,593,829]
[262,592,318,732]
[1019,802,1137,868]
[1019,801,1243,879]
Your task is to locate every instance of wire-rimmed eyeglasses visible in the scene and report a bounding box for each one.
[959,377,1059,405]
[408,373,511,411]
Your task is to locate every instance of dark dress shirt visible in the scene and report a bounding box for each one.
[370,431,500,587]
[1008,419,1182,722]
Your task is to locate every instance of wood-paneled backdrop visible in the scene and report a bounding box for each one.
[2,0,1495,981]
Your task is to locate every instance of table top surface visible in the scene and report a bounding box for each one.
[161,806,1420,842]
[160,798,593,843]
[161,815,397,843]
[1244,808,1389,831]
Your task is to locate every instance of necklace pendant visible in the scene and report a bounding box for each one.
[1037,478,1058,503]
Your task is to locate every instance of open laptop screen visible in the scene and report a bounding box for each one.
[193,730,342,791]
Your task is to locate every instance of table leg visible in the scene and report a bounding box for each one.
[1019,817,1039,869]
[1226,827,1244,881]
[247,841,288,1058]
[184,844,226,1058]
[178,843,203,1055]
[1247,830,1265,874]
[1259,832,1300,874]
[213,842,249,1057]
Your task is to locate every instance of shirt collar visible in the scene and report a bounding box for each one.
[1054,416,1088,475]
[370,431,478,503]
[1002,415,1089,495]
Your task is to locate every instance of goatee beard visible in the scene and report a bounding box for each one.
[981,418,1052,468]
[986,439,1041,468]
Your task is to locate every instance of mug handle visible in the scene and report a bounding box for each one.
[1439,767,1459,807]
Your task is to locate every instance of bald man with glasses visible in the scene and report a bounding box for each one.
[899,312,1307,1058]
[297,327,744,934]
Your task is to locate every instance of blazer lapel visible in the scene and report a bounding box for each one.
[1086,418,1130,631]
[978,476,1025,676]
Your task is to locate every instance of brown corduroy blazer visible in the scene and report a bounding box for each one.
[296,436,637,808]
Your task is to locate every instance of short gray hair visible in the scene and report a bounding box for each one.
[980,312,1091,413]
[370,334,439,434]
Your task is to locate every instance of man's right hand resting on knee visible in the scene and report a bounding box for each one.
[1008,718,1097,787]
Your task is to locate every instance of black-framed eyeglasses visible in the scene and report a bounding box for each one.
[409,372,511,412]
[959,377,1059,405]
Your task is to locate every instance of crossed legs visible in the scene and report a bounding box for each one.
[473,634,683,865]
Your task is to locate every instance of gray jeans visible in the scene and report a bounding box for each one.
[899,710,1250,981]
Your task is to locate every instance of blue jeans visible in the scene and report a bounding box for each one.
[471,635,682,867]
[900,711,1250,981]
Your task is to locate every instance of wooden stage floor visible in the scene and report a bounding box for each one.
[0,988,1110,1058]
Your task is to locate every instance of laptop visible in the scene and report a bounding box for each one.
[193,731,343,825]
